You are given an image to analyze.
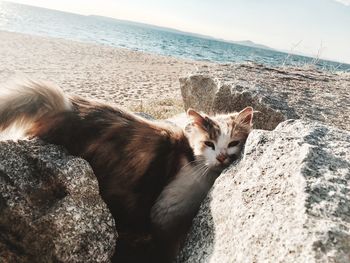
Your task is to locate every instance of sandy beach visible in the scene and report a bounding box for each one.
[0,30,213,106]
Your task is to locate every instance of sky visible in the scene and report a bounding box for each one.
[8,0,350,63]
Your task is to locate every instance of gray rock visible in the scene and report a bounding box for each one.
[213,84,299,130]
[177,119,350,263]
[180,75,299,130]
[0,139,117,263]
[182,63,350,132]
[180,75,219,114]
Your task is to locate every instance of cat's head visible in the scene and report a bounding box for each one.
[185,107,253,172]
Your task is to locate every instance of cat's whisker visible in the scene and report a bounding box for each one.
[179,156,207,171]
[202,167,210,177]
[191,164,209,179]
[200,166,210,177]
[180,159,201,170]
[181,160,204,169]
[188,161,208,173]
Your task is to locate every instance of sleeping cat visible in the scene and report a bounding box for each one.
[0,79,253,263]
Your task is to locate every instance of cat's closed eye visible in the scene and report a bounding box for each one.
[204,141,215,150]
[228,141,240,148]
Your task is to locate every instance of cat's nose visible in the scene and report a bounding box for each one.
[216,154,227,163]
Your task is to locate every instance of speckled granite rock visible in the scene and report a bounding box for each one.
[179,75,219,114]
[0,139,117,263]
[212,83,299,130]
[181,63,350,131]
[180,74,299,130]
[177,119,350,263]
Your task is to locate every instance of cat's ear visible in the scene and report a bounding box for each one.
[187,108,214,131]
[236,107,254,126]
[187,108,206,126]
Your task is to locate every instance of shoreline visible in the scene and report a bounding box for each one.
[1,29,213,66]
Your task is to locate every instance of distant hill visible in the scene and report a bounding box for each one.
[90,15,216,39]
[90,15,274,51]
[232,40,274,51]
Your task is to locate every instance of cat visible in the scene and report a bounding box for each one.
[0,79,253,263]
[167,109,252,172]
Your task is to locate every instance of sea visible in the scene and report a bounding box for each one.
[1,1,349,72]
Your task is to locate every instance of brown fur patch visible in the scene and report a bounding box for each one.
[230,121,251,139]
[206,118,221,141]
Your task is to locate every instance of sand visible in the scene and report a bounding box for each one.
[0,30,212,106]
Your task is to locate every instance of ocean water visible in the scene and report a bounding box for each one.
[1,1,349,72]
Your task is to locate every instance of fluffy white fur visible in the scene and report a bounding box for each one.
[0,78,72,140]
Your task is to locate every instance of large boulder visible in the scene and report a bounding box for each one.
[181,63,350,132]
[0,139,117,263]
[177,119,350,263]
[180,75,299,130]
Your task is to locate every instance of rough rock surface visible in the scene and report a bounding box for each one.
[180,74,299,130]
[180,75,219,114]
[180,63,350,131]
[177,120,350,263]
[0,139,117,263]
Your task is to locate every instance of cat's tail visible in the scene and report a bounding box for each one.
[0,78,72,140]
